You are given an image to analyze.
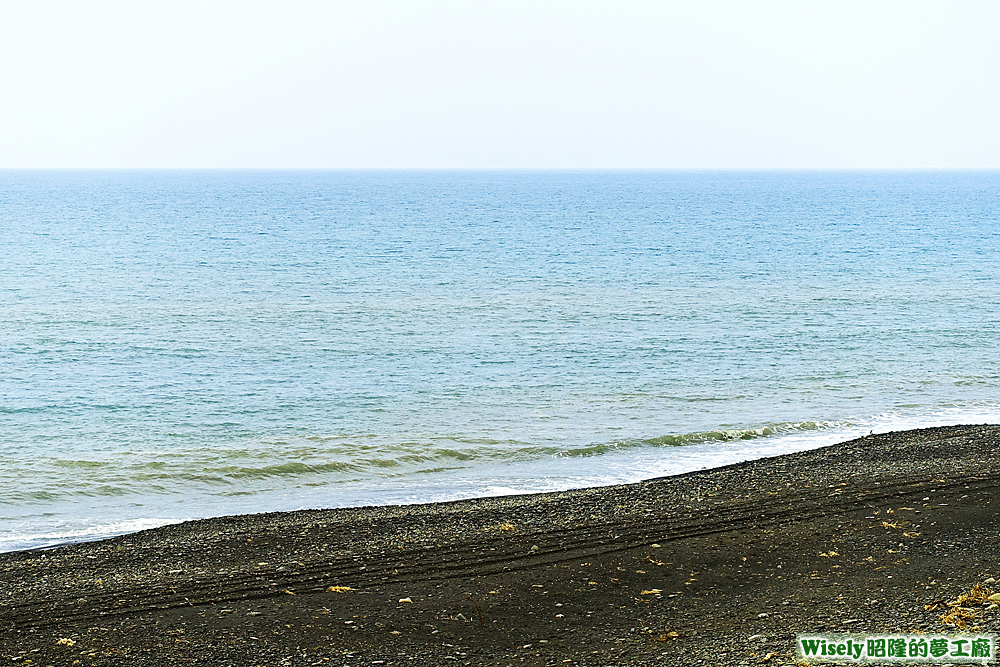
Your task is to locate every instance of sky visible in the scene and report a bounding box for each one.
[0,1,998,169]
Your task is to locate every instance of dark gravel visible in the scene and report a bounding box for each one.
[3,424,1000,666]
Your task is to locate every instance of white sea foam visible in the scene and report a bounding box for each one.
[2,407,996,553]
[1,171,997,553]
[0,517,187,553]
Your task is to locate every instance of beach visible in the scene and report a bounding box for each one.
[3,424,1000,666]
[2,6,998,664]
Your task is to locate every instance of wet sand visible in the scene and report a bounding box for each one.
[3,424,1000,666]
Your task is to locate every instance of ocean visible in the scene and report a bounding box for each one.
[1,170,998,552]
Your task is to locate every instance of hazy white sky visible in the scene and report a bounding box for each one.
[1,1,998,169]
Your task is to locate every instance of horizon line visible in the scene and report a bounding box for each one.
[2,166,999,172]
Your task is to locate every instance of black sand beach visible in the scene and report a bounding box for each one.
[4,424,1000,666]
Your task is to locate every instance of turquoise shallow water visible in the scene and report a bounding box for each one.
[1,170,998,551]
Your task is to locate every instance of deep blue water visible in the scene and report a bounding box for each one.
[1,170,998,551]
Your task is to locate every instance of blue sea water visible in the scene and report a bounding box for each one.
[1,170,998,552]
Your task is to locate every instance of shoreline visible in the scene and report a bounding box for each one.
[0,418,952,556]
[3,423,1000,666]
[0,422,862,556]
